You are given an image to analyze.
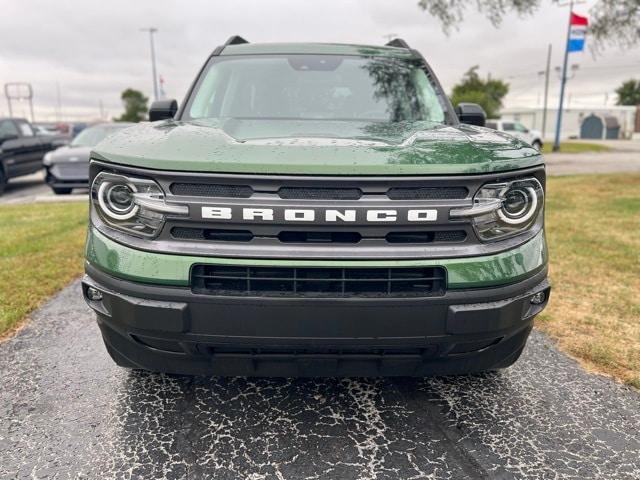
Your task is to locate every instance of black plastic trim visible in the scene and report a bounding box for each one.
[224,35,249,46]
[385,38,411,49]
[83,265,549,376]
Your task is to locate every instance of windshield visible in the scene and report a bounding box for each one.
[71,124,128,147]
[184,55,448,124]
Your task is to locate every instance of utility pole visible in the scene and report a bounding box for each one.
[141,27,159,101]
[541,44,552,140]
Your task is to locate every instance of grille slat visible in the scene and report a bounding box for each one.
[386,186,468,200]
[278,187,362,200]
[170,183,253,198]
[172,227,467,245]
[191,265,446,298]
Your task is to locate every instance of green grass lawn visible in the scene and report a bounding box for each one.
[0,202,88,337]
[541,174,640,388]
[0,176,638,389]
[542,141,611,154]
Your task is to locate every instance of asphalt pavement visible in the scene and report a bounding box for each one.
[544,149,640,176]
[1,281,638,479]
[0,171,88,205]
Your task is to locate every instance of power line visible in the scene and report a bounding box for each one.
[504,62,640,81]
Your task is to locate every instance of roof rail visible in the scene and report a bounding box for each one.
[224,35,249,46]
[212,35,249,56]
[385,38,410,49]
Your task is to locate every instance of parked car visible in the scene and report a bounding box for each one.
[0,117,64,195]
[486,119,543,151]
[44,122,133,194]
[83,37,549,377]
[33,123,60,136]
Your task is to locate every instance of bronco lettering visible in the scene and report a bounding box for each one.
[201,207,438,222]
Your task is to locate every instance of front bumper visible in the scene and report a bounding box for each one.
[83,260,550,376]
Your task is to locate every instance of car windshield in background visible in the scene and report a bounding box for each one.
[185,55,447,124]
[71,125,128,147]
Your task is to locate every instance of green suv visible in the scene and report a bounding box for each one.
[83,37,550,376]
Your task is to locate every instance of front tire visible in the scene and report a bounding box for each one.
[52,187,72,195]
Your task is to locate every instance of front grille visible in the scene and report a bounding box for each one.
[386,230,466,244]
[278,231,362,244]
[172,227,467,245]
[170,182,467,201]
[170,183,253,198]
[52,164,88,177]
[278,187,362,200]
[191,265,447,298]
[386,186,468,200]
[172,227,253,242]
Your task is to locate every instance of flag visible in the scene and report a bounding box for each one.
[568,12,588,52]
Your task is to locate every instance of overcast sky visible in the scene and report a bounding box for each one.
[1,0,638,121]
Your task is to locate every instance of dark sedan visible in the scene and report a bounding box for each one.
[44,122,133,194]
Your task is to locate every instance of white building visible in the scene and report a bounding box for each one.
[500,106,637,140]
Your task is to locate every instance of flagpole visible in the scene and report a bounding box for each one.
[552,0,573,152]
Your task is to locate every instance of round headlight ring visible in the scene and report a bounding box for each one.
[497,185,538,225]
[97,180,139,220]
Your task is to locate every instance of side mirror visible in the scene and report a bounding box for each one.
[455,103,486,127]
[149,99,178,122]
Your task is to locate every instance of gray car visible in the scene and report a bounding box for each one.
[44,123,133,194]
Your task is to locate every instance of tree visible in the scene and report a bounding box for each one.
[416,0,640,49]
[615,79,640,105]
[590,0,640,49]
[450,66,509,119]
[117,88,148,122]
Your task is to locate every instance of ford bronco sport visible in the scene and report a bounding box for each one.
[83,37,550,376]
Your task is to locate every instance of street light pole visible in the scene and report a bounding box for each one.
[541,44,552,140]
[141,27,159,101]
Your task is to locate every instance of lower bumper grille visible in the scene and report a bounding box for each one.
[191,265,447,298]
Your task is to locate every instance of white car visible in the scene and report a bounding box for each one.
[486,120,543,151]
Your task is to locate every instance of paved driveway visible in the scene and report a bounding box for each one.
[545,150,640,176]
[1,282,638,479]
[0,171,87,205]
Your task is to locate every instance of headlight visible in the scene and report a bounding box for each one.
[450,177,543,241]
[91,171,188,238]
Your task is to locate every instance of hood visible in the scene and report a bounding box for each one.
[49,145,92,163]
[92,119,543,175]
